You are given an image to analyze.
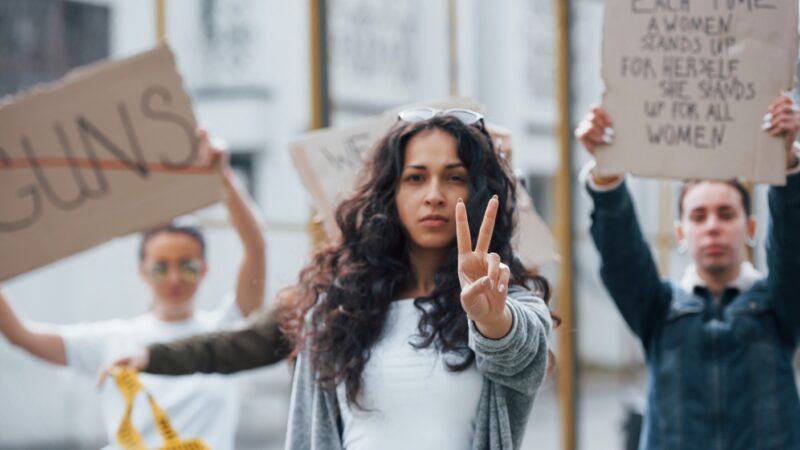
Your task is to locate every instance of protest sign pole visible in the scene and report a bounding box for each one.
[309,0,330,130]
[554,0,577,449]
[308,0,331,246]
[447,0,458,96]
[155,0,166,43]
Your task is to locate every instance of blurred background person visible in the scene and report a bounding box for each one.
[0,130,266,450]
[574,94,800,449]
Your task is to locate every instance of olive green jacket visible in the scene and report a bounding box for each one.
[145,305,290,375]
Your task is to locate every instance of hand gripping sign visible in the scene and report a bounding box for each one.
[0,44,222,282]
[113,367,210,450]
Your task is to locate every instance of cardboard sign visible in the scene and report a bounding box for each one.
[598,0,798,184]
[290,99,559,268]
[0,45,222,282]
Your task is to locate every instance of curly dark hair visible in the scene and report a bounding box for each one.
[281,115,553,409]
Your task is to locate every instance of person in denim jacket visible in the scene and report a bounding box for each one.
[575,94,800,450]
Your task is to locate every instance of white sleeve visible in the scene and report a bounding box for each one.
[196,292,244,330]
[60,320,124,376]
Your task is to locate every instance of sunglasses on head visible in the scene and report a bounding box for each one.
[146,259,203,283]
[397,107,485,130]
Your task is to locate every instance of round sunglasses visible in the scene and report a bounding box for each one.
[397,107,485,129]
[145,259,204,283]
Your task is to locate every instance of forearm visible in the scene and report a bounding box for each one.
[766,172,800,340]
[223,169,266,253]
[469,291,552,395]
[222,170,267,315]
[145,308,289,375]
[0,294,66,365]
[473,306,513,340]
[588,180,668,341]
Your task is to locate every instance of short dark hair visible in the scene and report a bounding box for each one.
[678,179,752,218]
[138,224,206,262]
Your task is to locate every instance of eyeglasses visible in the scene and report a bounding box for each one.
[145,259,204,283]
[397,107,485,129]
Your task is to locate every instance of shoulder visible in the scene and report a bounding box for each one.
[195,292,244,328]
[61,315,143,339]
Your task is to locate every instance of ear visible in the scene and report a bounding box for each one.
[138,263,148,283]
[673,220,685,244]
[198,260,209,281]
[747,215,757,241]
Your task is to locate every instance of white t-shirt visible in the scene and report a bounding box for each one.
[61,295,243,450]
[336,299,483,450]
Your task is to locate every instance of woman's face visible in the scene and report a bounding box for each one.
[675,182,755,275]
[395,128,470,256]
[139,231,207,306]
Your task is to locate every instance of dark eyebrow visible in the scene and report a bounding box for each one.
[405,163,465,170]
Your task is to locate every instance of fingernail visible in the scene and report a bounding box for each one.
[489,280,495,290]
[761,121,772,130]
[498,283,506,293]
[458,198,463,204]
[602,133,614,144]
[482,277,490,287]
[604,127,615,136]
[492,194,498,200]
[763,113,773,123]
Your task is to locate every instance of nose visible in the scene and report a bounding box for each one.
[705,214,722,234]
[423,180,445,207]
[166,268,183,285]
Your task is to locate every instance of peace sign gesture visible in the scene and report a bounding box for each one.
[456,196,513,339]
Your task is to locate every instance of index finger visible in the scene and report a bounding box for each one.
[474,196,499,254]
[455,198,472,255]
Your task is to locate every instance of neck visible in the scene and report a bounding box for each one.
[697,263,741,297]
[150,300,194,322]
[398,247,446,299]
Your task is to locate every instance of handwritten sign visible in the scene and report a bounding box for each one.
[597,0,798,184]
[0,45,222,282]
[290,98,559,268]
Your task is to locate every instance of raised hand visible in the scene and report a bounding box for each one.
[762,94,800,168]
[456,195,513,339]
[197,128,230,172]
[574,106,614,155]
[96,348,150,388]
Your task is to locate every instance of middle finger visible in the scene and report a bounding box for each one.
[474,196,499,254]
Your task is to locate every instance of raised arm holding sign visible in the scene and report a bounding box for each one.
[576,16,800,444]
[0,46,266,450]
[0,45,223,282]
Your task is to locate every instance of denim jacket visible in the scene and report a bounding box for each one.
[588,174,800,450]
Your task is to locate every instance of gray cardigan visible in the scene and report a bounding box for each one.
[284,286,553,450]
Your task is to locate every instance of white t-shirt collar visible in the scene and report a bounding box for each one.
[679,261,763,294]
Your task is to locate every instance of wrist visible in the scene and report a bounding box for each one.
[787,142,799,170]
[474,306,513,340]
[591,171,622,186]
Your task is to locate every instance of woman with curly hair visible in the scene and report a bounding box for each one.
[281,109,554,450]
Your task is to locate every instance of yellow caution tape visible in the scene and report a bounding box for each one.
[112,367,211,450]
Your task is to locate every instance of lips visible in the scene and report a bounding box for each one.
[420,214,449,228]
[703,244,726,255]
